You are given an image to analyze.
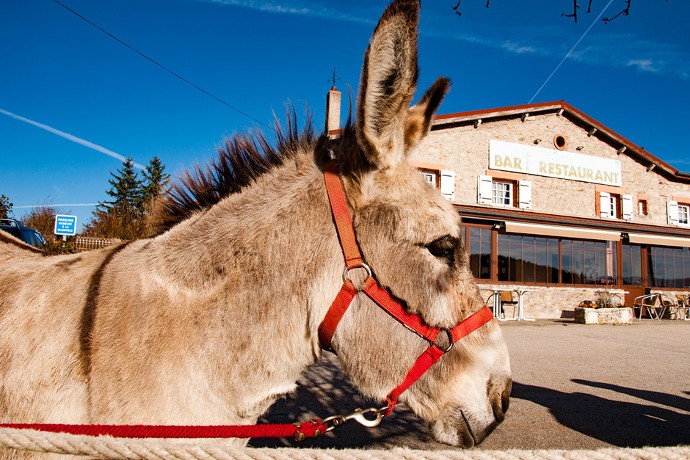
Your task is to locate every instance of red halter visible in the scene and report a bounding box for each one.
[318,161,494,415]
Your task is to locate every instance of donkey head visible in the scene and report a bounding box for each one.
[324,0,511,447]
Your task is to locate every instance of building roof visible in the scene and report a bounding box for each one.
[433,100,690,183]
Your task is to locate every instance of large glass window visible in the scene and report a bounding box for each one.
[622,244,642,285]
[469,227,491,279]
[497,234,559,283]
[497,234,615,285]
[648,246,690,288]
[561,239,616,285]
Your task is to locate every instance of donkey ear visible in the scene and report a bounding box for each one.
[355,0,420,170]
[404,77,450,152]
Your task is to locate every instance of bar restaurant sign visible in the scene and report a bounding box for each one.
[489,139,622,186]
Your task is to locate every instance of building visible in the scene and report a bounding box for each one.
[414,101,690,318]
[325,90,690,319]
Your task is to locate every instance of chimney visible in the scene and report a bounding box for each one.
[325,85,341,137]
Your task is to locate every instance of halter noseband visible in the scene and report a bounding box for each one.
[318,161,494,415]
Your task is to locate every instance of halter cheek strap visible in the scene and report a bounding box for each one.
[318,160,494,414]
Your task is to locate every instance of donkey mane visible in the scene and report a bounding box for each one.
[155,110,338,233]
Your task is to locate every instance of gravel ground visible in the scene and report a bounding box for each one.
[250,319,690,451]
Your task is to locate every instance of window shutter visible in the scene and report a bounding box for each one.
[518,180,532,209]
[599,192,611,218]
[622,194,633,221]
[478,175,493,204]
[440,170,455,201]
[667,200,679,225]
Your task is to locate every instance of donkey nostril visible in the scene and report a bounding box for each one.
[490,378,512,422]
[491,397,505,422]
[500,378,512,419]
[501,386,511,415]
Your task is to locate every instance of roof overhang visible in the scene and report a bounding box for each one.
[626,233,690,248]
[504,221,620,241]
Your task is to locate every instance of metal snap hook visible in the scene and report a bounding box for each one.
[348,407,386,428]
[322,407,387,433]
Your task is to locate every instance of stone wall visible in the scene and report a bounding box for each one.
[478,285,629,319]
[412,112,690,227]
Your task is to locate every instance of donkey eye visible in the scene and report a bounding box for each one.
[425,236,458,267]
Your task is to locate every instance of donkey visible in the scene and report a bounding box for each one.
[0,0,510,455]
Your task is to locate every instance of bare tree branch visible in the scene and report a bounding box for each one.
[452,0,462,16]
[448,0,663,22]
[450,0,490,16]
[602,0,631,24]
[562,0,580,23]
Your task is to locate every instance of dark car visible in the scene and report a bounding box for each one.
[0,218,47,249]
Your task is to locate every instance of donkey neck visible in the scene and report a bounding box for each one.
[154,152,345,351]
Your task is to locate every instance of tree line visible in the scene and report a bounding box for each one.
[1,156,169,253]
[83,156,169,240]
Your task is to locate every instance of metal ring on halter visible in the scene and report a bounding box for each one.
[342,263,372,284]
[433,329,455,353]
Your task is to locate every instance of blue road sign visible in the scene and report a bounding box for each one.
[54,214,78,236]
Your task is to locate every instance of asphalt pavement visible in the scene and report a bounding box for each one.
[250,319,690,451]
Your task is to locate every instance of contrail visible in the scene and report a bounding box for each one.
[0,107,144,170]
[528,0,615,103]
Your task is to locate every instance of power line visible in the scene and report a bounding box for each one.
[528,0,615,104]
[51,0,274,131]
[14,204,98,209]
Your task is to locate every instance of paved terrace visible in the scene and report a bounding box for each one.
[251,319,690,451]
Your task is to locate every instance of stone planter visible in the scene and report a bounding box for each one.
[574,307,633,325]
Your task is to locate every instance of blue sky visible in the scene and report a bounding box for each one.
[2,0,689,232]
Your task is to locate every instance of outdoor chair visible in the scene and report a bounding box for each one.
[499,290,519,320]
[673,293,689,320]
[484,292,500,318]
[633,294,668,320]
[657,294,676,320]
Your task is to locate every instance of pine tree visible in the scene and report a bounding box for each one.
[87,158,145,240]
[85,156,170,240]
[0,195,12,219]
[99,157,144,215]
[141,156,170,206]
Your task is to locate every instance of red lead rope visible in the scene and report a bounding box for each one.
[0,421,326,440]
[0,161,492,442]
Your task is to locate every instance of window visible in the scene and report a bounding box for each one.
[648,246,690,288]
[599,192,619,218]
[492,181,512,206]
[679,204,689,225]
[478,175,531,209]
[497,234,559,283]
[419,170,437,188]
[415,167,455,201]
[637,199,648,216]
[469,227,491,279]
[492,233,616,285]
[561,239,617,285]
[622,244,642,286]
[599,191,633,220]
[666,200,690,226]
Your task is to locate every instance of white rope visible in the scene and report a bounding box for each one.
[0,428,687,460]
